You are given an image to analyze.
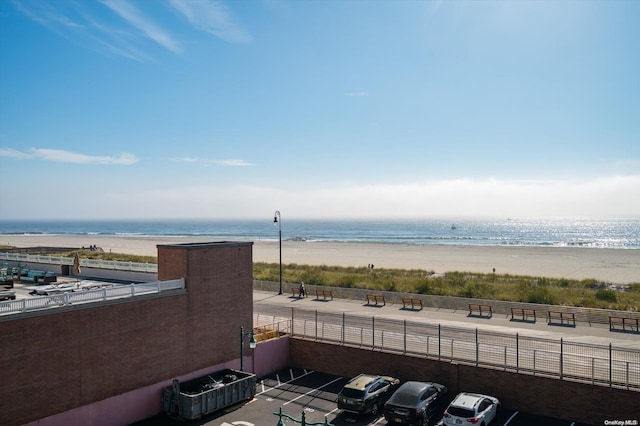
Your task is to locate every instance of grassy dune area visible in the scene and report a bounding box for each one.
[254,262,639,311]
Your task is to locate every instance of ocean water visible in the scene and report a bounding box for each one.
[0,218,638,249]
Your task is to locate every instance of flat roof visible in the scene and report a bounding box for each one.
[156,241,253,250]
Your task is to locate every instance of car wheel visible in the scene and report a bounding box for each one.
[371,403,378,416]
[421,414,430,426]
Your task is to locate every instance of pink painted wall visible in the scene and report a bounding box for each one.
[254,335,290,376]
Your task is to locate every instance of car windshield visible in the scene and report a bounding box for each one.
[447,406,475,418]
[340,388,365,399]
[388,392,419,405]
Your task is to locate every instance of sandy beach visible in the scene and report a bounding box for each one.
[1,234,639,284]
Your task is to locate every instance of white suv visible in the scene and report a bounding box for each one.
[443,392,500,426]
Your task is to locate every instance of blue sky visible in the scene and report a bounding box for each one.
[1,0,639,220]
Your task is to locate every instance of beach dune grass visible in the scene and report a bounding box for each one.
[254,262,640,311]
[44,251,640,311]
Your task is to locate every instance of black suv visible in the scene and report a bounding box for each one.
[383,381,448,425]
[337,374,400,416]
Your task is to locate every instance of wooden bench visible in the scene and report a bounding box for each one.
[468,303,492,317]
[510,307,536,322]
[609,316,639,332]
[365,294,385,306]
[315,289,333,300]
[401,297,423,310]
[547,311,575,326]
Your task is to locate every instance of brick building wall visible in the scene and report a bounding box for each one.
[290,339,639,425]
[0,241,253,426]
[157,242,254,373]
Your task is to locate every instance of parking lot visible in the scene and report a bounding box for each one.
[136,368,592,426]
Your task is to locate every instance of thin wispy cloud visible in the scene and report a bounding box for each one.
[10,0,87,37]
[214,159,254,166]
[0,148,31,159]
[169,157,203,163]
[346,92,369,97]
[10,1,70,28]
[1,148,138,165]
[9,0,251,61]
[169,0,252,43]
[11,0,168,61]
[100,0,180,53]
[170,157,254,166]
[81,11,156,62]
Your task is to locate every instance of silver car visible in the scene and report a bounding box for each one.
[443,392,500,426]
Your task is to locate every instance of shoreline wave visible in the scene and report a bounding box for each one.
[1,232,637,250]
[1,218,638,249]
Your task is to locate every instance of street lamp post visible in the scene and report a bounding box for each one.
[273,210,282,295]
[239,326,256,371]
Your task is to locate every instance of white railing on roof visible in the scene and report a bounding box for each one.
[0,278,184,316]
[0,252,158,273]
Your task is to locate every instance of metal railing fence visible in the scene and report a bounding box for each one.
[0,252,158,273]
[290,307,640,390]
[0,279,184,316]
